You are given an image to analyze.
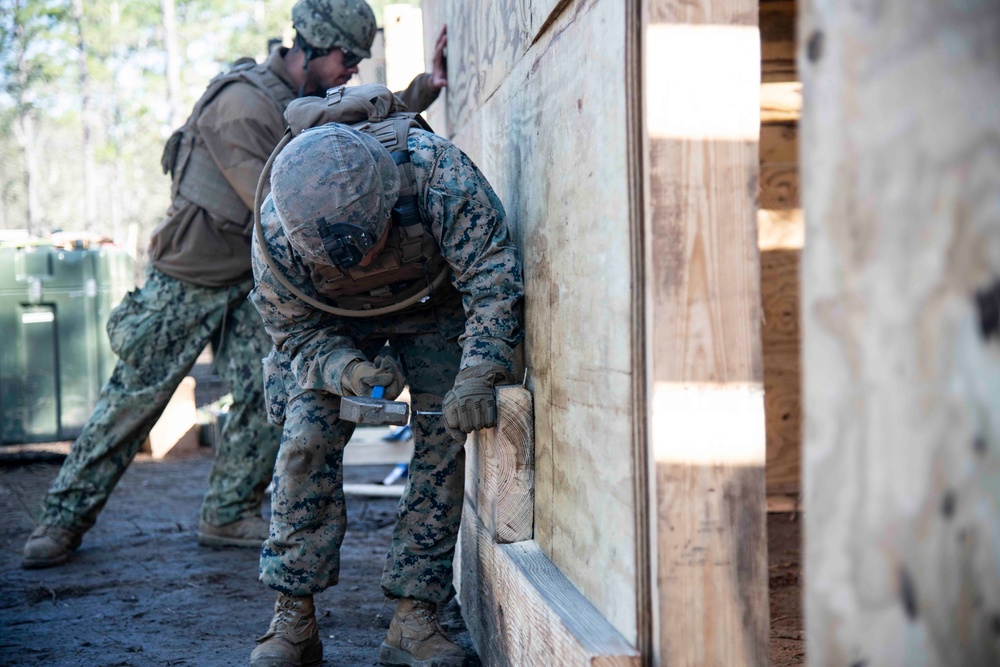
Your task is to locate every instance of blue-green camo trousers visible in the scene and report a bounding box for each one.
[39,268,281,531]
[261,330,464,604]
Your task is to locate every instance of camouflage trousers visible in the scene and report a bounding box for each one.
[260,330,464,604]
[40,268,281,532]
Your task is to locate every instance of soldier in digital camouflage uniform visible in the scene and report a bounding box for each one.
[21,0,448,570]
[245,118,523,667]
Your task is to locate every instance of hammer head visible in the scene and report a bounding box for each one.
[340,395,410,426]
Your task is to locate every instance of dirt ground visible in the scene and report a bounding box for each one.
[768,512,805,666]
[0,415,803,667]
[0,450,478,667]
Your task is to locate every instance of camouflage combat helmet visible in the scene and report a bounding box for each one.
[270,123,399,269]
[291,0,377,65]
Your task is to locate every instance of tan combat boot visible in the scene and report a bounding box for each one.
[379,598,467,667]
[22,525,82,569]
[250,594,322,667]
[197,516,269,548]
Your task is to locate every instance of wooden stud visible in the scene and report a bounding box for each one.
[643,0,770,664]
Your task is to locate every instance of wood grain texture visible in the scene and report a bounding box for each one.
[472,385,534,543]
[459,508,641,667]
[802,0,1000,664]
[759,117,802,494]
[431,0,642,642]
[760,249,801,494]
[645,0,769,664]
[760,0,796,82]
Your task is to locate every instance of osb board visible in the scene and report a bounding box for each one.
[426,0,640,642]
[801,1,1000,663]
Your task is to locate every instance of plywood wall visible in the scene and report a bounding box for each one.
[801,0,1000,663]
[422,0,644,642]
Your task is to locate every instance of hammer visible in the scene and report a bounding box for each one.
[340,386,442,426]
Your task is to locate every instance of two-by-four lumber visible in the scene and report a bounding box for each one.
[644,0,770,663]
[802,0,1000,664]
[472,385,534,543]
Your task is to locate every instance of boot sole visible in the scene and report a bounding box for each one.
[379,643,467,667]
[21,553,69,569]
[250,640,322,667]
[197,533,264,548]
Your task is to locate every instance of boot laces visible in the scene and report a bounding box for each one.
[271,596,303,634]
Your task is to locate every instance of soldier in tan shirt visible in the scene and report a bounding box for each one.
[21,0,447,569]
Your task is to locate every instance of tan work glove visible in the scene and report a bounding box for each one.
[443,364,513,440]
[341,354,406,399]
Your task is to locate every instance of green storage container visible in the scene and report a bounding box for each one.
[0,244,134,443]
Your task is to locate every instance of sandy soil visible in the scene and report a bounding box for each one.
[0,452,477,667]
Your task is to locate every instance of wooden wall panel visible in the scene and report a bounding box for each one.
[802,0,1000,663]
[426,0,641,643]
[760,120,802,494]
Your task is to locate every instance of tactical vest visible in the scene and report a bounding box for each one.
[161,59,295,232]
[256,85,451,318]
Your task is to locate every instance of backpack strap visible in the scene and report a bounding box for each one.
[359,115,430,263]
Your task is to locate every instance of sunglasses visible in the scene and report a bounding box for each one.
[309,44,362,69]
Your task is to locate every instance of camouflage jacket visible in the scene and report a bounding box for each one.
[250,129,524,397]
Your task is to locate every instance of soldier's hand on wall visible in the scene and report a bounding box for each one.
[442,364,513,440]
[341,359,403,399]
[429,25,448,91]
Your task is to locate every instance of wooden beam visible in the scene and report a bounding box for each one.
[801,0,1000,663]
[459,509,641,667]
[643,0,769,664]
[472,385,534,543]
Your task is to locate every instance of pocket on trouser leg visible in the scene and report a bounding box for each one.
[105,288,165,369]
[262,349,289,427]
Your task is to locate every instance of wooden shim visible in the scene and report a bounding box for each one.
[459,509,640,667]
[644,0,770,664]
[474,385,534,544]
[801,1,1000,664]
[760,0,796,82]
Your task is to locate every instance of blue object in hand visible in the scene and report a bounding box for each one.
[371,386,385,399]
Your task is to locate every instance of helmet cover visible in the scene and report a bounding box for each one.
[270,123,400,268]
[292,0,376,63]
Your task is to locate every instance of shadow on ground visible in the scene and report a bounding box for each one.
[0,450,479,667]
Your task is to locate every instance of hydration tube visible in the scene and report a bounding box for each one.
[252,130,450,318]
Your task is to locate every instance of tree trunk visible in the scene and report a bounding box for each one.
[161,0,183,129]
[72,0,97,231]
